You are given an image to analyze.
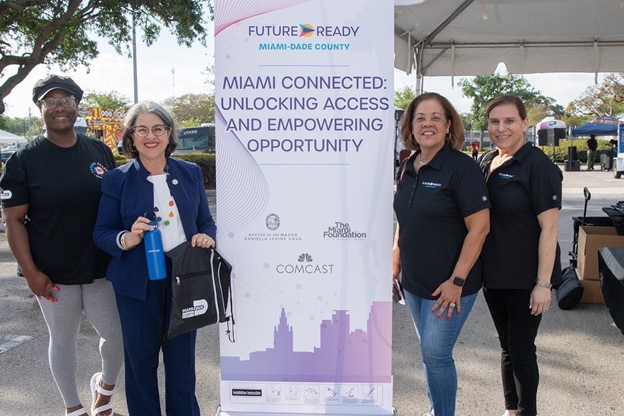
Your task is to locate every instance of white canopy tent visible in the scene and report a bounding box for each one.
[394,0,624,90]
[0,129,27,144]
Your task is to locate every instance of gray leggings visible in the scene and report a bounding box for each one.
[38,278,124,408]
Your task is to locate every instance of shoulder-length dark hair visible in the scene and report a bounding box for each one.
[121,101,178,159]
[486,95,528,120]
[400,92,465,151]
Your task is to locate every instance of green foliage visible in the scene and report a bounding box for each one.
[114,153,216,189]
[178,153,216,189]
[179,117,203,128]
[0,0,214,114]
[394,86,416,110]
[540,139,613,163]
[526,104,550,127]
[1,115,43,139]
[82,90,131,110]
[164,93,215,125]
[561,113,591,129]
[459,73,560,133]
[203,64,215,90]
[567,73,624,117]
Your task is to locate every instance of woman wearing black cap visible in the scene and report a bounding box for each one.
[0,75,123,416]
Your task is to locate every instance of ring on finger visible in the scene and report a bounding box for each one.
[449,302,456,308]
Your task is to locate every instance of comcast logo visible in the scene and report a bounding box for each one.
[277,253,334,274]
[298,253,313,262]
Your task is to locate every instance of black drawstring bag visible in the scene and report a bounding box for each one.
[165,242,235,341]
[555,266,584,310]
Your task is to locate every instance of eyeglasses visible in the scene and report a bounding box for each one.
[132,124,170,138]
[39,96,76,109]
[143,207,162,223]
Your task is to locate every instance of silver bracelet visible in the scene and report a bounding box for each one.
[535,277,552,289]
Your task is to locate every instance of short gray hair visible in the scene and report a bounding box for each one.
[121,101,178,158]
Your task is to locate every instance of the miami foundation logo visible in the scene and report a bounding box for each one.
[299,23,315,37]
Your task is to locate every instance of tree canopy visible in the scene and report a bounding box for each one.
[0,0,214,114]
[460,73,561,135]
[566,73,624,118]
[164,93,215,126]
[1,114,43,139]
[394,86,416,110]
[81,90,131,110]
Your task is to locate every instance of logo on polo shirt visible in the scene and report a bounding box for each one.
[422,182,441,189]
[0,190,12,200]
[89,162,108,179]
[498,173,514,179]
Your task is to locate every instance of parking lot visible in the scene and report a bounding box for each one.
[0,168,622,415]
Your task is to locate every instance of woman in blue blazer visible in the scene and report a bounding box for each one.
[94,101,216,415]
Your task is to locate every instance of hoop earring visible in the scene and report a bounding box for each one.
[446,132,452,142]
[409,133,417,146]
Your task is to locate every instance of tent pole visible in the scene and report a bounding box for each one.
[415,45,424,96]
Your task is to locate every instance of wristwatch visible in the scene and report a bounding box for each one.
[452,276,466,287]
[535,277,553,289]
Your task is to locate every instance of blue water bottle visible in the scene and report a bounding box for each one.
[144,220,166,280]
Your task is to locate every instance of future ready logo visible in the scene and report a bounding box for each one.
[248,24,359,38]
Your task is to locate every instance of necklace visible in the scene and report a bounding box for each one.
[417,154,430,165]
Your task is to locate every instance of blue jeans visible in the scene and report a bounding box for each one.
[404,289,478,416]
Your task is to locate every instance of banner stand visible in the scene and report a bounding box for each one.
[215,1,395,414]
[214,406,399,416]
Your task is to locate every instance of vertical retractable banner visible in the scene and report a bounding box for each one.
[215,1,394,414]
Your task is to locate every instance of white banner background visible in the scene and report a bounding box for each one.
[215,1,394,414]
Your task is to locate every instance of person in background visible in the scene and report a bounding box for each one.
[393,92,490,416]
[0,75,123,416]
[586,134,598,170]
[480,95,562,416]
[93,101,216,415]
[471,139,480,160]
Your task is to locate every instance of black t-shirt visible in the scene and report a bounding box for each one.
[0,135,115,285]
[480,143,563,289]
[587,138,598,151]
[394,144,491,299]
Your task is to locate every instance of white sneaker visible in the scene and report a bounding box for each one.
[423,410,434,416]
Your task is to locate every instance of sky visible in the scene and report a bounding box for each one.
[1,19,610,120]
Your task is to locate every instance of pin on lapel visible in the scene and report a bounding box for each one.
[172,179,179,185]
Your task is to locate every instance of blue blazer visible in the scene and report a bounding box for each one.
[94,157,216,300]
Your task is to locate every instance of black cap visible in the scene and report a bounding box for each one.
[32,75,84,105]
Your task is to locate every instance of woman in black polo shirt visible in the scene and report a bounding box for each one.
[393,93,490,416]
[480,95,562,416]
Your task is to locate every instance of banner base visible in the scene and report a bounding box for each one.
[215,405,399,416]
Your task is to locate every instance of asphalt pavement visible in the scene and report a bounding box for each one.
[0,168,622,416]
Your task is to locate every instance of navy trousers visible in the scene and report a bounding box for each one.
[115,276,200,416]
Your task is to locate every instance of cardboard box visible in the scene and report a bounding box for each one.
[579,277,605,304]
[577,226,624,280]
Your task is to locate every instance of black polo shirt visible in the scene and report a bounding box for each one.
[394,144,490,299]
[481,142,562,289]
